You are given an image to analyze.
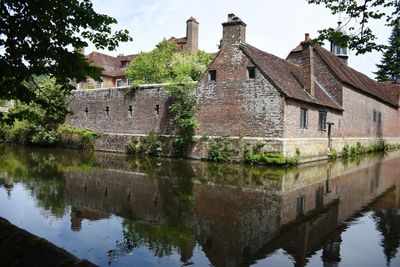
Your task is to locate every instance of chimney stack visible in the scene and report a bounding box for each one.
[186,17,199,53]
[301,33,315,97]
[221,13,247,48]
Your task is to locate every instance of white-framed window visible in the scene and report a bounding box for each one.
[96,77,103,88]
[116,79,124,87]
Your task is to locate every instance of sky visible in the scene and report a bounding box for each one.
[89,0,392,79]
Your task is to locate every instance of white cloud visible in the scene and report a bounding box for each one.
[89,0,391,78]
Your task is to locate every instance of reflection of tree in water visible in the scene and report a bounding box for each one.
[108,174,196,265]
[0,146,96,218]
[373,209,400,266]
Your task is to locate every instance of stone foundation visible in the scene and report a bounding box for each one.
[92,133,400,163]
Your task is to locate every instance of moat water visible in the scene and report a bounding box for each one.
[1,145,400,267]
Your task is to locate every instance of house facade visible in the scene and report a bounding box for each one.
[66,14,400,162]
[196,14,400,159]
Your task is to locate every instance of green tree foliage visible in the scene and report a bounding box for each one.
[1,76,69,145]
[125,40,212,85]
[0,0,132,103]
[307,0,400,54]
[125,40,212,156]
[375,20,400,81]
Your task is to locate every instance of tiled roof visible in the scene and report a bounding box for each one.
[313,46,398,107]
[240,43,343,110]
[381,82,400,101]
[85,52,137,78]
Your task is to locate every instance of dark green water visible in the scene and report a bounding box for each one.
[0,144,400,267]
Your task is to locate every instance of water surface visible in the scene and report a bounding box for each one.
[0,145,400,267]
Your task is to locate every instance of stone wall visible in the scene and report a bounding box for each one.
[66,85,174,135]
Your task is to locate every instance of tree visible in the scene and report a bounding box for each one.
[125,39,212,85]
[0,0,132,103]
[375,20,400,81]
[125,39,212,155]
[307,0,400,54]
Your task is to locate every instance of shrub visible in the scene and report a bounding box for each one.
[127,131,162,156]
[30,125,58,146]
[342,144,350,158]
[207,136,237,162]
[328,150,338,160]
[5,120,32,144]
[57,124,100,150]
[244,144,298,166]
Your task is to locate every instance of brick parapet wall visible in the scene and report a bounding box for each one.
[66,86,174,135]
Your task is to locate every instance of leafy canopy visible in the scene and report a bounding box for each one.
[375,20,400,81]
[307,0,400,54]
[125,39,213,156]
[125,39,212,85]
[0,0,132,103]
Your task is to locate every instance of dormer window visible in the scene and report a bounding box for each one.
[120,60,129,68]
[247,67,256,79]
[209,70,216,82]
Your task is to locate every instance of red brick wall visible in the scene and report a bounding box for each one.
[341,86,399,137]
[196,46,285,137]
[284,99,342,138]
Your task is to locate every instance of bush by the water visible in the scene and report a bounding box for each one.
[57,124,100,150]
[127,131,162,156]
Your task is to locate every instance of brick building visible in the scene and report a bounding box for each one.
[196,14,400,159]
[66,14,400,162]
[76,17,199,89]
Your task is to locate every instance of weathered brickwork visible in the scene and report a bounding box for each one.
[66,86,173,135]
[65,14,400,162]
[341,86,399,137]
[196,46,284,137]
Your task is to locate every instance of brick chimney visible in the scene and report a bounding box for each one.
[221,13,247,48]
[301,33,315,97]
[186,17,199,53]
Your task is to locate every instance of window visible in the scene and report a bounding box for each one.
[209,70,216,82]
[373,110,377,122]
[155,105,160,115]
[116,79,124,87]
[127,78,133,86]
[120,60,129,68]
[247,67,256,79]
[96,77,103,88]
[378,112,382,125]
[300,108,308,129]
[319,111,327,131]
[297,195,305,216]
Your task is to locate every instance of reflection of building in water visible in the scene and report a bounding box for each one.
[0,172,14,197]
[70,206,110,231]
[61,152,400,267]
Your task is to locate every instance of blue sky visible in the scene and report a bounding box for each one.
[89,0,391,79]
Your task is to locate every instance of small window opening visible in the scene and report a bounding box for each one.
[155,105,160,115]
[247,67,256,79]
[373,110,377,122]
[105,106,110,117]
[378,112,382,125]
[120,60,129,68]
[128,105,133,117]
[319,111,327,131]
[300,108,308,129]
[84,107,88,116]
[209,70,216,82]
[127,78,133,86]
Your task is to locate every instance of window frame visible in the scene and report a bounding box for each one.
[300,108,308,129]
[318,111,327,131]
